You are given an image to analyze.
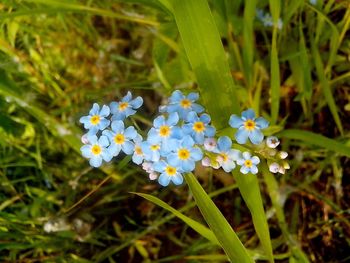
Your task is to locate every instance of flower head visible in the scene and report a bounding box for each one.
[213,136,240,172]
[237,151,260,174]
[153,160,184,186]
[167,136,203,172]
[141,140,162,162]
[162,90,204,119]
[147,112,182,152]
[229,109,269,145]
[80,135,112,167]
[79,103,110,135]
[183,112,216,144]
[110,91,143,121]
[102,120,137,157]
[266,136,280,148]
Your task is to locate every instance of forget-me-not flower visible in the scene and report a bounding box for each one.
[80,135,112,167]
[141,140,162,162]
[163,90,204,119]
[213,136,240,172]
[79,103,110,135]
[167,135,203,172]
[237,151,260,174]
[256,9,283,30]
[147,112,182,152]
[110,91,143,121]
[153,160,184,186]
[102,120,137,157]
[183,111,216,144]
[229,109,269,145]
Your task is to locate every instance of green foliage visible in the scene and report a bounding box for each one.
[0,0,349,262]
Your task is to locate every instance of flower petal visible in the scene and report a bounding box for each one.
[167,112,179,126]
[122,141,134,155]
[111,120,124,133]
[153,115,165,128]
[235,127,249,144]
[124,126,137,139]
[190,147,203,161]
[89,103,100,115]
[251,156,260,165]
[129,96,143,109]
[81,145,92,158]
[250,165,258,174]
[240,165,250,174]
[98,135,109,147]
[171,173,184,185]
[182,160,195,172]
[89,156,102,167]
[255,117,269,129]
[100,105,110,117]
[242,151,251,160]
[249,129,264,145]
[241,109,255,120]
[187,92,199,101]
[229,115,244,128]
[99,119,110,130]
[217,136,232,152]
[158,173,171,186]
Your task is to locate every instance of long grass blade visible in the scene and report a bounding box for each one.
[170,0,240,129]
[279,129,350,157]
[184,172,254,263]
[232,170,274,263]
[133,192,220,245]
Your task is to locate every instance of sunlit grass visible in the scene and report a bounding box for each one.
[0,0,349,262]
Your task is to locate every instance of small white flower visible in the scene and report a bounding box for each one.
[266,136,280,148]
[269,162,280,173]
[279,151,288,159]
[204,138,217,152]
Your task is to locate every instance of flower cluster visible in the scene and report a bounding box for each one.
[79,92,143,168]
[256,9,283,30]
[79,90,289,186]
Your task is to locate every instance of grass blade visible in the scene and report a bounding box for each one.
[133,192,220,245]
[170,0,240,129]
[279,129,350,157]
[232,170,274,263]
[184,172,254,263]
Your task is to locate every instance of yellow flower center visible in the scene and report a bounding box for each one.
[193,121,205,132]
[178,148,190,160]
[150,144,160,151]
[90,115,100,125]
[220,153,228,162]
[135,146,142,155]
[91,145,102,155]
[165,166,177,176]
[159,125,170,137]
[244,160,252,168]
[119,102,129,111]
[114,134,125,144]
[244,120,256,131]
[180,99,191,108]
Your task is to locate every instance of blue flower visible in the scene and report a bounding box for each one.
[167,135,203,172]
[147,112,182,152]
[309,0,317,5]
[256,9,283,30]
[102,120,137,157]
[79,103,110,135]
[162,90,204,119]
[237,151,260,174]
[183,111,216,144]
[131,134,144,165]
[110,91,143,121]
[80,135,112,167]
[229,109,269,145]
[141,140,162,162]
[213,136,240,172]
[153,160,184,186]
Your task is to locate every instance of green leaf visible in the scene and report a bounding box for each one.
[184,173,254,263]
[133,192,220,245]
[278,129,350,157]
[232,170,274,263]
[169,0,240,129]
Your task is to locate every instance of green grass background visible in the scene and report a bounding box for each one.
[0,0,349,262]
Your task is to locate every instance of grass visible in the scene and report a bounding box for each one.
[0,0,350,262]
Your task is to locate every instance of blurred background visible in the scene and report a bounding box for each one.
[0,0,349,262]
